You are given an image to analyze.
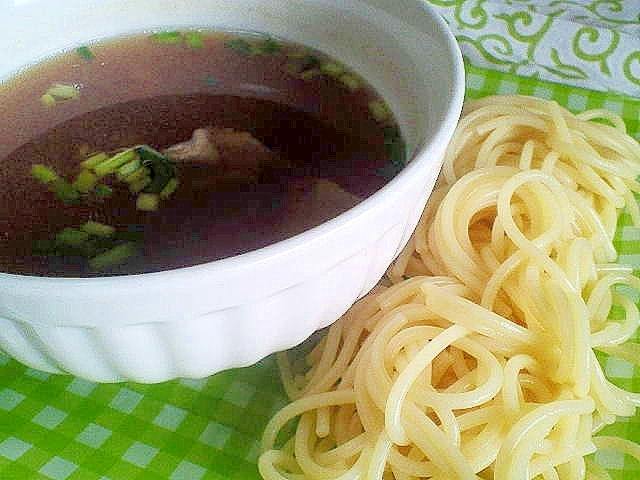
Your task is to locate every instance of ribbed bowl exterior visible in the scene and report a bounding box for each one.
[0,0,464,382]
[0,195,423,383]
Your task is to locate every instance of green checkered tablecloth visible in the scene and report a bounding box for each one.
[1,66,639,479]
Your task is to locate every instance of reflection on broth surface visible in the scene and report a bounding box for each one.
[0,31,405,276]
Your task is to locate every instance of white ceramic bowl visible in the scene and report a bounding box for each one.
[0,0,464,382]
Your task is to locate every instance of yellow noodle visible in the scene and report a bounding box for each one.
[385,324,469,444]
[493,399,595,479]
[258,95,640,479]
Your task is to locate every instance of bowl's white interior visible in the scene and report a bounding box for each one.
[0,0,464,329]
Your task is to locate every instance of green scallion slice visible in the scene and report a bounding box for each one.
[136,192,160,211]
[117,158,143,179]
[256,37,281,55]
[377,125,407,181]
[300,69,320,80]
[53,180,80,203]
[73,170,98,193]
[339,73,361,90]
[81,221,115,237]
[81,152,109,169]
[123,165,149,184]
[89,242,137,270]
[56,227,90,246]
[369,100,393,123]
[46,83,80,100]
[93,149,138,176]
[135,145,177,194]
[129,176,151,193]
[94,184,113,198]
[134,145,167,163]
[76,46,95,60]
[320,61,345,77]
[226,38,252,55]
[40,94,56,106]
[150,31,183,44]
[31,164,58,183]
[185,31,204,49]
[159,177,179,199]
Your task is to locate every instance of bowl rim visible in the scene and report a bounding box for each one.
[0,0,465,289]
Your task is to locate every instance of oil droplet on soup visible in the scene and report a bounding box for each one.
[0,31,406,276]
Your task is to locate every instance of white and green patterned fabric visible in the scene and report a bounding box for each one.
[428,0,640,97]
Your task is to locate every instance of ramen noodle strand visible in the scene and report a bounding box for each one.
[367,432,392,479]
[402,401,477,479]
[261,390,357,453]
[493,399,596,480]
[385,324,469,445]
[258,95,640,480]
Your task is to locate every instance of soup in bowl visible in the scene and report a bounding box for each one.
[0,0,464,382]
[2,31,405,276]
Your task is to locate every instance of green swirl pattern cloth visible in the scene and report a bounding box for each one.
[425,0,640,97]
[0,64,639,479]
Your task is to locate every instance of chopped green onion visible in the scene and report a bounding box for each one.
[136,192,160,211]
[93,149,138,176]
[300,69,320,80]
[226,36,283,56]
[135,145,177,194]
[56,227,90,246]
[94,184,113,198]
[383,126,403,147]
[320,61,345,77]
[377,125,407,181]
[185,31,204,49]
[40,94,56,106]
[134,144,167,162]
[369,100,393,123]
[81,152,109,169]
[73,170,98,193]
[53,180,80,203]
[226,38,252,55]
[256,37,281,55]
[81,221,115,237]
[129,176,151,193]
[76,46,95,60]
[159,177,179,199]
[46,83,80,100]
[89,242,137,270]
[31,164,58,183]
[339,73,361,90]
[150,31,183,44]
[286,49,311,59]
[123,165,149,184]
[117,158,143,179]
[286,52,304,59]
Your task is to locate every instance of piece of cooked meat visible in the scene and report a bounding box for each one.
[163,127,275,179]
[164,128,221,164]
[278,177,362,234]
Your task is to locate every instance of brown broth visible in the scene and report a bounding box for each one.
[0,31,404,276]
